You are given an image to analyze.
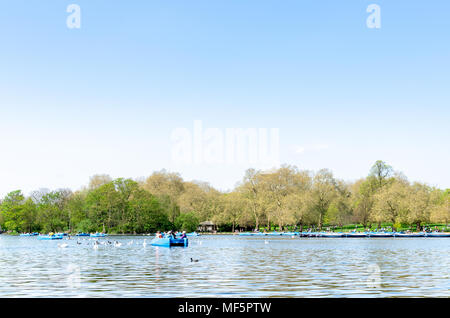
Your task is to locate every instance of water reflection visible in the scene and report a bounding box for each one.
[0,235,448,297]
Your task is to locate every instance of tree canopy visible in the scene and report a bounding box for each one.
[1,161,448,233]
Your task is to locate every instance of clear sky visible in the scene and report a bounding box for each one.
[0,0,449,197]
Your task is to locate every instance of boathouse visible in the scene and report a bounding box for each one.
[198,221,216,233]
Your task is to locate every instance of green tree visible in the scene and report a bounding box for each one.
[19,198,38,233]
[175,212,199,232]
[372,180,409,230]
[127,188,171,233]
[352,179,375,228]
[37,190,71,233]
[368,160,394,190]
[310,169,337,230]
[405,183,431,230]
[0,190,25,232]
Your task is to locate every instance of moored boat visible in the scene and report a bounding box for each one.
[344,232,367,238]
[393,232,426,238]
[304,232,320,237]
[267,231,283,236]
[318,232,345,238]
[238,232,255,236]
[76,233,90,237]
[280,232,298,236]
[425,232,450,237]
[367,232,394,238]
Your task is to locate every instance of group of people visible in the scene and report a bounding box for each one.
[155,230,187,239]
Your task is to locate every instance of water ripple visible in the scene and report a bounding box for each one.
[0,235,449,297]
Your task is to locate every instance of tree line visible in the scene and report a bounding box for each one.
[0,161,448,234]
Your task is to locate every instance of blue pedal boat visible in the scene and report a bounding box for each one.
[90,233,107,238]
[151,237,188,247]
[318,232,345,238]
[38,234,64,240]
[344,232,368,238]
[367,232,394,238]
[76,233,90,237]
[425,232,450,237]
[393,232,426,238]
[280,232,298,236]
[267,231,283,236]
[239,232,255,236]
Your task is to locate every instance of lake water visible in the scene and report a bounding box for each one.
[0,235,449,297]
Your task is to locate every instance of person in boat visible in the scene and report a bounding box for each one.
[156,231,163,238]
[180,231,187,239]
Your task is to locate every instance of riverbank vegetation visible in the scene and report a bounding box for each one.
[0,161,448,234]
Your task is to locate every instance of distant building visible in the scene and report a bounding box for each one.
[198,221,216,232]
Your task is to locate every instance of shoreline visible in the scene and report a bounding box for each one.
[3,231,450,236]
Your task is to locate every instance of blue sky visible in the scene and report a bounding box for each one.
[0,0,449,197]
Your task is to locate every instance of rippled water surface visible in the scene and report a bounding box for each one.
[0,235,449,297]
